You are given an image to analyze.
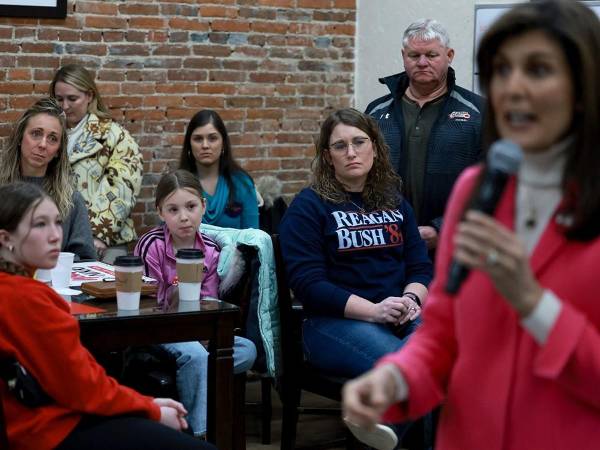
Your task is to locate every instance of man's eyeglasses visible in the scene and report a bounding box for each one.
[328,137,371,153]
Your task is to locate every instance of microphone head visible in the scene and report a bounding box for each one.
[487,139,523,175]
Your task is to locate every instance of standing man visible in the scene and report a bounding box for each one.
[365,19,483,251]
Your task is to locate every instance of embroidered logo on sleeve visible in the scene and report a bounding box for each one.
[449,111,471,121]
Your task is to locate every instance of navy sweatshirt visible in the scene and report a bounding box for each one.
[279,188,433,317]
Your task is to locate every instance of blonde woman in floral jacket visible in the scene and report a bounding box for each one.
[50,64,142,262]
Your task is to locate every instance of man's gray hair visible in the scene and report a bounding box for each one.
[403,19,450,48]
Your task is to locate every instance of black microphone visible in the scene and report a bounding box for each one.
[445,139,523,294]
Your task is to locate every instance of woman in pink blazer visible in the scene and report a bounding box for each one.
[342,2,600,449]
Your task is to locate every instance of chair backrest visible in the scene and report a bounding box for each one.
[271,234,304,381]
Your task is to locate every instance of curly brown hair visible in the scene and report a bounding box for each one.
[312,108,402,211]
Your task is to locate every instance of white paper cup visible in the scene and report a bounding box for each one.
[114,255,143,311]
[176,249,204,301]
[178,299,200,312]
[51,252,75,289]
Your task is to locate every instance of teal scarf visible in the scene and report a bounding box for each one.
[203,175,229,225]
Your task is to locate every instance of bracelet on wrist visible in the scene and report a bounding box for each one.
[403,291,421,307]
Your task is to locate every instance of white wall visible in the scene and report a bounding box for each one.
[355,0,517,110]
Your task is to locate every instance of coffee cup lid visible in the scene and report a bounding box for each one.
[176,248,204,259]
[114,255,143,267]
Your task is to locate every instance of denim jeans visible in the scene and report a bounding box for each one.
[161,336,257,435]
[303,317,421,447]
[302,317,420,379]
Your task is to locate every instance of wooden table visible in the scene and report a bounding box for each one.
[74,296,239,450]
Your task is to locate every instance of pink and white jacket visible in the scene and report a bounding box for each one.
[134,223,220,304]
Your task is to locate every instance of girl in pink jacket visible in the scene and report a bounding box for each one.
[135,170,256,437]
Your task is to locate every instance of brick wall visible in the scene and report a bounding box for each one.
[0,0,355,232]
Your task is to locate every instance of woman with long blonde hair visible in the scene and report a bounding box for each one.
[0,97,95,260]
[50,64,142,262]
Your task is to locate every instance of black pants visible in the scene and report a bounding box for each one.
[55,415,217,450]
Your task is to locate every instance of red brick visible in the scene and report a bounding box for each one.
[244,159,280,171]
[225,96,263,108]
[8,69,31,81]
[251,21,288,34]
[38,29,59,40]
[237,85,275,96]
[46,16,82,28]
[0,43,19,53]
[0,27,12,39]
[192,45,232,57]
[184,96,225,108]
[80,31,102,41]
[129,17,167,29]
[143,96,185,107]
[208,70,246,82]
[102,31,126,42]
[16,56,60,69]
[156,84,195,94]
[169,18,209,32]
[0,110,24,122]
[148,31,168,42]
[153,45,189,56]
[210,20,250,32]
[199,5,238,18]
[326,23,355,35]
[298,0,332,7]
[333,0,356,9]
[256,0,294,6]
[121,83,155,95]
[196,83,237,95]
[76,1,119,15]
[247,109,283,119]
[119,3,160,15]
[85,15,127,29]
[33,69,55,81]
[15,28,35,39]
[166,108,198,120]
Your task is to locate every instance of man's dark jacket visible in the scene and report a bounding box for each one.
[365,67,484,232]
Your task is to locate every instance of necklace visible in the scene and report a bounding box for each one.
[348,200,365,214]
[521,184,538,229]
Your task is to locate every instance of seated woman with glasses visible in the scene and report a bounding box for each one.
[279,108,433,442]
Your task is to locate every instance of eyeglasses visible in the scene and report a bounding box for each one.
[328,137,371,153]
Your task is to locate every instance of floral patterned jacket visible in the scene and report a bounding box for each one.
[69,114,142,246]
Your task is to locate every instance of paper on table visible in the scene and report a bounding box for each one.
[70,261,155,287]
[70,302,106,315]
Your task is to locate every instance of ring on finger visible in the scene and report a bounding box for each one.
[486,248,500,266]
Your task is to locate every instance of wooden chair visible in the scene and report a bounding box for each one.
[272,234,361,450]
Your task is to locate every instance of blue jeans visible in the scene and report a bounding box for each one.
[303,317,421,446]
[302,317,420,379]
[161,336,257,435]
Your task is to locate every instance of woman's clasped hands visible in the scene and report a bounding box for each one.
[373,295,421,325]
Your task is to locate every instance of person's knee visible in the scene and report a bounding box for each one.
[233,337,257,374]
[177,345,208,371]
